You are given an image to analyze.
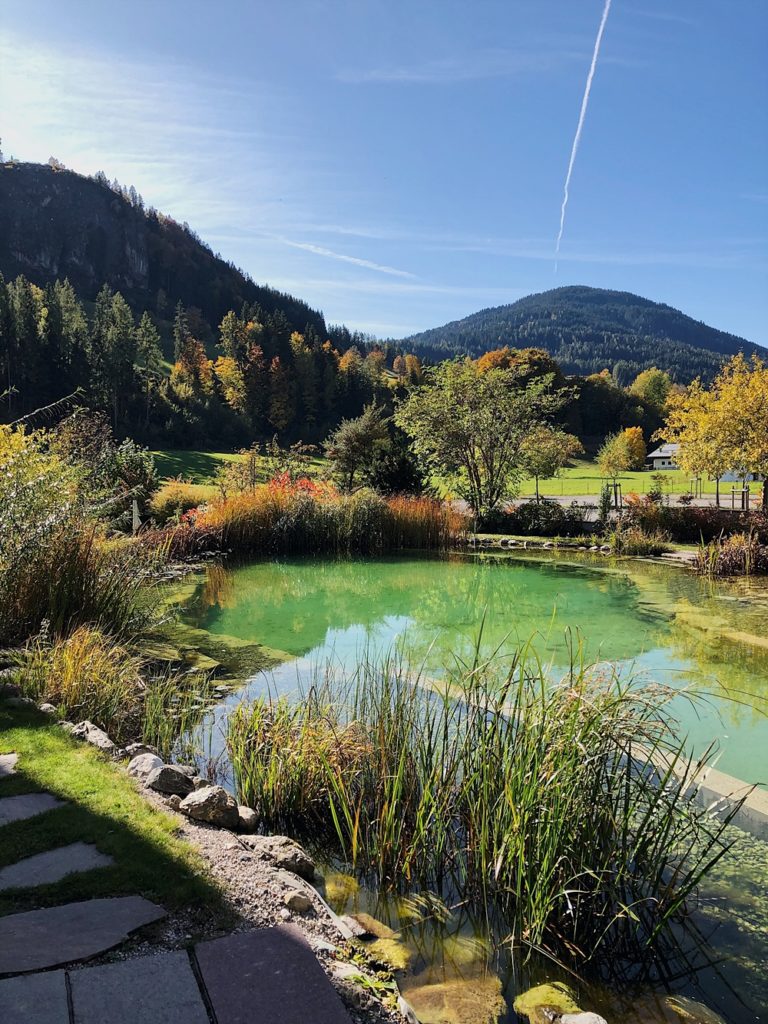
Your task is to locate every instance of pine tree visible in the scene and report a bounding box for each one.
[268,356,296,433]
[173,302,190,361]
[135,312,163,428]
[104,293,137,429]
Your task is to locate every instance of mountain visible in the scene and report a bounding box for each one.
[0,161,326,338]
[400,286,766,384]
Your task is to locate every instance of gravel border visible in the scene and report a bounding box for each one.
[136,785,408,1024]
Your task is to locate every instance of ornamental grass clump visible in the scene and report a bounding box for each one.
[226,646,742,961]
[696,530,768,577]
[0,425,163,647]
[190,476,464,555]
[6,624,216,748]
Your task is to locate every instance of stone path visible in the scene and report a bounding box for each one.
[68,951,209,1024]
[0,747,353,1023]
[0,896,167,973]
[0,970,69,1024]
[0,842,113,892]
[0,928,353,1023]
[0,792,65,826]
[196,925,352,1024]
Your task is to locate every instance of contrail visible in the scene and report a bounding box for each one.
[555,0,613,270]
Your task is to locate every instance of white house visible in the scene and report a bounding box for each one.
[647,443,680,470]
[646,442,763,483]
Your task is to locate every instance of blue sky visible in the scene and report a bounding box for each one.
[1,0,766,343]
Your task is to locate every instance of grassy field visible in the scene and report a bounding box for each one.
[519,460,725,499]
[152,450,750,506]
[151,449,244,483]
[0,703,226,922]
[152,449,328,484]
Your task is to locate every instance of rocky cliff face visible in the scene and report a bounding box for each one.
[0,163,150,299]
[0,162,325,335]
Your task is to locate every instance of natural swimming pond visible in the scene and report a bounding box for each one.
[172,552,768,1022]
[178,551,768,786]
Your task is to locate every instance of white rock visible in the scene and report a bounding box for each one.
[167,794,182,811]
[283,890,313,913]
[248,835,316,880]
[237,806,258,833]
[146,764,195,796]
[561,1015,608,1024]
[128,753,163,782]
[71,720,116,754]
[124,742,159,758]
[38,703,57,715]
[178,785,239,828]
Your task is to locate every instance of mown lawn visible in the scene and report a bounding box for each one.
[0,703,227,924]
[151,449,244,483]
[152,448,329,484]
[518,459,720,499]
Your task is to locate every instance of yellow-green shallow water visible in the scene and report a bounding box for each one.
[171,551,768,1022]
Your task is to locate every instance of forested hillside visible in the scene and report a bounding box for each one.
[401,286,765,384]
[0,162,754,451]
[0,161,325,340]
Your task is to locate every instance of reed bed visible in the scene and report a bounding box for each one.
[6,625,216,752]
[226,647,741,960]
[186,483,465,556]
[0,524,163,648]
[604,524,672,557]
[696,531,768,577]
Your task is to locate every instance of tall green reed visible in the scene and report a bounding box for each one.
[226,642,744,960]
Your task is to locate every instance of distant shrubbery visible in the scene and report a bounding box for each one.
[479,500,585,537]
[622,494,768,543]
[150,481,216,525]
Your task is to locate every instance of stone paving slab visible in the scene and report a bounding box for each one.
[0,842,114,892]
[0,793,65,827]
[0,969,69,1024]
[0,896,166,974]
[69,950,209,1024]
[195,924,352,1024]
[0,753,18,778]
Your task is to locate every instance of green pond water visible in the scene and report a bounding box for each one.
[174,551,768,1022]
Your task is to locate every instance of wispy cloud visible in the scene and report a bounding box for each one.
[0,31,309,234]
[624,7,696,26]
[337,47,583,85]
[277,240,416,278]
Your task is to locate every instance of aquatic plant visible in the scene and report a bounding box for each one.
[6,624,215,749]
[604,524,671,557]
[188,482,465,555]
[226,645,743,961]
[0,524,164,648]
[696,530,768,577]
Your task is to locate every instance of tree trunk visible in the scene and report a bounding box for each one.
[715,477,720,508]
[535,476,540,503]
[763,477,767,511]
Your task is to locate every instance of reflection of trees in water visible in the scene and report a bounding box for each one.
[181,554,768,728]
[666,600,768,727]
[183,554,669,667]
[200,562,235,609]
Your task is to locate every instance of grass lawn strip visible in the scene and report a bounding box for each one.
[0,704,225,923]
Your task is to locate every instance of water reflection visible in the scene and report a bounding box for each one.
[177,551,768,785]
[171,552,768,1023]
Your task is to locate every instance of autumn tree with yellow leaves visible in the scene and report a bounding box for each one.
[661,354,768,508]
